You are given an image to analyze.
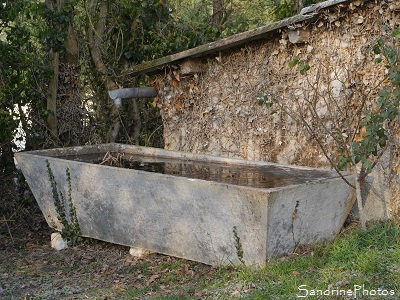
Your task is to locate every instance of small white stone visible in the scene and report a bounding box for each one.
[129,247,153,257]
[51,232,68,251]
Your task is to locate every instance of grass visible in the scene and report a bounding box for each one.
[1,219,398,299]
[121,220,400,299]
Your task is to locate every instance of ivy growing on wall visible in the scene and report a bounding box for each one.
[46,160,82,246]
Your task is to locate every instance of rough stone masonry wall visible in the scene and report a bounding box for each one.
[152,0,400,220]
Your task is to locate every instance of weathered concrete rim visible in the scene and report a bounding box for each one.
[15,143,354,192]
[15,143,337,172]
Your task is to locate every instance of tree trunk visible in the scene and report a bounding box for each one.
[296,0,303,14]
[355,168,367,230]
[87,0,120,142]
[212,0,225,27]
[45,0,61,144]
[130,100,141,145]
[59,18,82,146]
[65,21,79,65]
[47,50,59,144]
[45,0,67,146]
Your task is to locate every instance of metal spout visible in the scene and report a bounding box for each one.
[108,87,158,107]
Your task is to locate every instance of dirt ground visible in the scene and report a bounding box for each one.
[0,174,220,300]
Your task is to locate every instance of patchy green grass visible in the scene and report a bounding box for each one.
[1,220,399,299]
[120,220,400,299]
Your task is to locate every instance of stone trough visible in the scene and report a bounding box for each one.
[15,143,355,267]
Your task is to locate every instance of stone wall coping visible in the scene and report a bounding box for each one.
[123,0,350,76]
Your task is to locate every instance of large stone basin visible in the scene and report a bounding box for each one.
[14,143,354,266]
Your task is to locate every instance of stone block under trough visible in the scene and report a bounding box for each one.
[14,143,355,267]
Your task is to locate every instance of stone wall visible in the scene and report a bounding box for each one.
[152,0,400,220]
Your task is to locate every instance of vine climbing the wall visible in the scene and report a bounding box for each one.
[46,160,82,245]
